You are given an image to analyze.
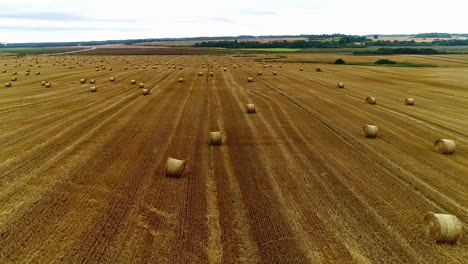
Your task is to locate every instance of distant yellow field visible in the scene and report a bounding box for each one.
[0,52,14,56]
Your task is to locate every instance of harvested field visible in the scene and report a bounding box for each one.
[0,54,467,263]
[0,52,15,56]
[266,53,468,67]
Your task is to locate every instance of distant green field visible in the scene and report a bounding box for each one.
[0,47,83,55]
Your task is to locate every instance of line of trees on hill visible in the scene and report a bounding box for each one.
[414,33,452,38]
[194,38,468,49]
[193,39,367,49]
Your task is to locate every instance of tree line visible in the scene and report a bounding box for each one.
[194,38,468,49]
[194,39,364,49]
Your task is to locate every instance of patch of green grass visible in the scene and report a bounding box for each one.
[0,47,84,55]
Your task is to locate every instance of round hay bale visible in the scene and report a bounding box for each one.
[95,68,99,71]
[35,71,40,75]
[178,78,184,83]
[142,88,150,95]
[5,82,11,87]
[405,98,415,105]
[124,67,128,70]
[1,70,6,73]
[300,68,304,71]
[337,83,345,88]
[279,65,283,68]
[41,80,47,86]
[12,72,17,75]
[365,97,376,104]
[80,79,86,84]
[11,77,17,81]
[45,82,51,88]
[433,139,456,154]
[223,67,227,71]
[423,212,462,243]
[90,79,96,84]
[110,77,115,82]
[131,80,136,85]
[209,72,214,77]
[198,72,203,76]
[316,68,322,72]
[135,66,139,69]
[247,77,253,82]
[263,65,266,68]
[210,131,222,146]
[108,67,113,71]
[90,86,97,92]
[273,71,277,75]
[179,66,183,70]
[152,66,157,69]
[257,71,262,76]
[165,157,186,177]
[363,124,378,138]
[247,104,256,113]
[139,83,145,88]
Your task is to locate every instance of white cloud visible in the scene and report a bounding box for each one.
[0,0,467,43]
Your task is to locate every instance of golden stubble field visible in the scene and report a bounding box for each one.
[0,54,467,263]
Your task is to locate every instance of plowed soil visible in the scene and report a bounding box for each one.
[0,55,467,263]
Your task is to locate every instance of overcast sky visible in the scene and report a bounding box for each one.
[1,0,467,43]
